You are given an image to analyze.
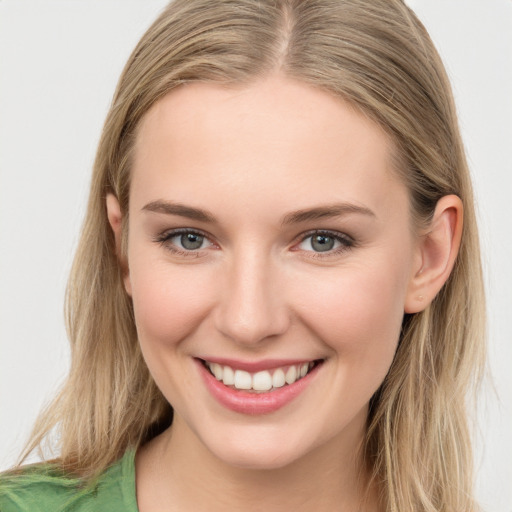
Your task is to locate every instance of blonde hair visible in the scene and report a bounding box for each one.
[19,1,485,510]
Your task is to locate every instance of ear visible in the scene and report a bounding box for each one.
[106,193,132,295]
[405,194,463,313]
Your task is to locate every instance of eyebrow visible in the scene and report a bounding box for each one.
[281,203,376,225]
[142,200,375,224]
[142,200,216,223]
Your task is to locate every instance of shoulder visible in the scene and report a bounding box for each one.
[0,450,138,512]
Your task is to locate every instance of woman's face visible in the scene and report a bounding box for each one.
[121,76,421,469]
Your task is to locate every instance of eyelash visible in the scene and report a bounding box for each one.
[153,228,355,258]
[294,230,355,258]
[153,228,214,257]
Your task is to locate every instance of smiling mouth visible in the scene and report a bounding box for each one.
[201,359,323,393]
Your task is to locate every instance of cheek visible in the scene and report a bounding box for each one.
[128,258,214,347]
[294,258,409,377]
[127,257,217,408]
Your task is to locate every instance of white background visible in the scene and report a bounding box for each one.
[0,1,511,510]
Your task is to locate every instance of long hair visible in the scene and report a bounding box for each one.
[17,1,485,510]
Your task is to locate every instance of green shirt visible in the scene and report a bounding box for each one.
[0,450,138,512]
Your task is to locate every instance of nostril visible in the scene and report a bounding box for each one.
[214,309,290,346]
[213,267,290,345]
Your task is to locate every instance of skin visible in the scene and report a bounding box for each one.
[107,75,462,511]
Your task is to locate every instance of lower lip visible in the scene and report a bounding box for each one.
[196,359,322,415]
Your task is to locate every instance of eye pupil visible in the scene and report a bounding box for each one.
[311,234,334,252]
[181,233,204,250]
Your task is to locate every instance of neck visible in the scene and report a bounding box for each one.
[136,414,380,512]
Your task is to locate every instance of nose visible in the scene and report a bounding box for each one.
[214,249,290,347]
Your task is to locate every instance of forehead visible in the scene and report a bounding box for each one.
[130,76,407,221]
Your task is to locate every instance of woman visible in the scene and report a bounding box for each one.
[0,0,486,510]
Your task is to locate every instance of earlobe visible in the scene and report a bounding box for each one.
[106,193,132,295]
[404,195,463,313]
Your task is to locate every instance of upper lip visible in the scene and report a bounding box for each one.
[197,357,322,373]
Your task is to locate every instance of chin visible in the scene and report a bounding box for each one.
[216,446,300,471]
[202,426,319,471]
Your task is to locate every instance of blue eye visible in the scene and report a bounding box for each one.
[298,231,353,253]
[156,229,213,253]
[173,232,207,250]
[155,228,353,257]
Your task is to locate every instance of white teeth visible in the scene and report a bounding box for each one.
[234,370,252,390]
[272,368,286,388]
[285,365,297,385]
[252,371,273,391]
[222,365,235,385]
[211,363,223,380]
[206,361,317,391]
